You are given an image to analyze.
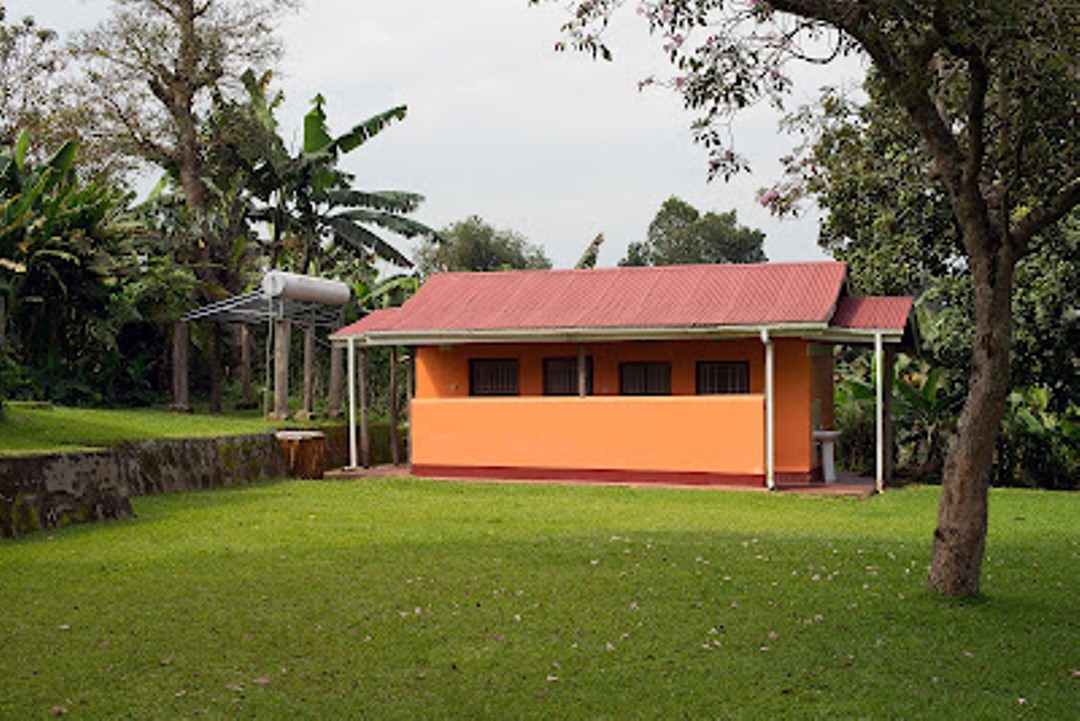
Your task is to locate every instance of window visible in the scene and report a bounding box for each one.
[543,357,593,396]
[619,362,671,395]
[696,361,750,394]
[469,359,519,396]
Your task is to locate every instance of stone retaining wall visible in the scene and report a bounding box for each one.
[0,434,286,539]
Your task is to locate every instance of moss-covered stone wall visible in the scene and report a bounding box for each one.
[0,434,287,538]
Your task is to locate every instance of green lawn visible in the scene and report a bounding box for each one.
[0,402,330,456]
[0,480,1075,718]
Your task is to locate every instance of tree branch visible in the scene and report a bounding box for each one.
[1011,175,1080,252]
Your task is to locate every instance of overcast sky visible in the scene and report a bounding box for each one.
[16,0,866,268]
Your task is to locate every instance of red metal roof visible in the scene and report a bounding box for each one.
[334,262,912,340]
[830,296,913,331]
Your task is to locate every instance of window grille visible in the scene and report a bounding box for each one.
[469,359,519,396]
[543,357,593,395]
[619,362,671,395]
[696,361,750,394]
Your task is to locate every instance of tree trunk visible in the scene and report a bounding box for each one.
[236,324,257,409]
[928,246,1015,596]
[171,320,191,412]
[327,344,344,419]
[208,323,223,414]
[0,294,6,409]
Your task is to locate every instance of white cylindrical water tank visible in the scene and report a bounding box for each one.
[262,271,351,306]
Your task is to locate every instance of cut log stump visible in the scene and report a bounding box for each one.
[275,431,327,479]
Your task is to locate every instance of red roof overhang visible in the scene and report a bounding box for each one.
[331,262,914,346]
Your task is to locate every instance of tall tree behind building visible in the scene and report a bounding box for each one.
[72,0,296,411]
[621,196,766,266]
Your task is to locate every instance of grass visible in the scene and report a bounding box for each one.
[0,480,1075,718]
[0,401,334,456]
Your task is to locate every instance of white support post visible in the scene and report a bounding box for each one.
[874,332,885,494]
[761,328,775,491]
[347,338,357,469]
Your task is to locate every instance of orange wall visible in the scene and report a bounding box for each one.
[412,396,765,475]
[413,339,831,475]
[416,339,766,398]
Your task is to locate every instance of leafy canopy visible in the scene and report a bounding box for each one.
[621,196,766,266]
[416,215,551,275]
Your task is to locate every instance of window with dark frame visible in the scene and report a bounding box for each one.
[543,357,593,395]
[469,359,519,396]
[696,361,750,394]
[619,362,671,396]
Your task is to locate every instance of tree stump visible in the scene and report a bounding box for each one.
[275,431,327,479]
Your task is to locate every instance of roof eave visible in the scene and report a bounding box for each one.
[329,321,913,347]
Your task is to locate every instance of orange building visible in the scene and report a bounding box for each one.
[331,262,914,490]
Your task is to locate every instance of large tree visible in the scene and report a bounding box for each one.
[774,73,1078,413]
[416,215,551,275]
[621,196,766,265]
[73,0,295,410]
[0,7,62,149]
[538,0,1079,595]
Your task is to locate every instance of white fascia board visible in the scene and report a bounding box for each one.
[334,322,834,347]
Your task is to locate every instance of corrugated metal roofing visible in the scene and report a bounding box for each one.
[336,262,861,337]
[830,296,914,331]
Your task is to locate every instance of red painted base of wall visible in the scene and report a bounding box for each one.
[411,464,821,489]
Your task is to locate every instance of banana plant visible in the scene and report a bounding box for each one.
[1,129,130,403]
[242,75,439,275]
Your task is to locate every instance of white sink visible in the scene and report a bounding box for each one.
[812,430,842,483]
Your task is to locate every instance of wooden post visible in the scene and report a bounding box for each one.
[577,343,587,397]
[270,318,290,419]
[883,345,896,486]
[389,346,400,466]
[237,324,257,409]
[208,323,223,414]
[327,343,344,419]
[359,347,371,468]
[297,324,316,420]
[171,320,191,413]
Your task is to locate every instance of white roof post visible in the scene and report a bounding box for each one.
[347,337,358,469]
[761,328,775,491]
[875,331,884,494]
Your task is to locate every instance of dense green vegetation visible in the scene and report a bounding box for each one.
[0,480,1075,717]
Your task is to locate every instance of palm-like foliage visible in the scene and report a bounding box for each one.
[242,76,437,274]
[1,129,131,402]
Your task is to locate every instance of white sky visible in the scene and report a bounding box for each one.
[15,0,867,268]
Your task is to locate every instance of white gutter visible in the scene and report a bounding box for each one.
[347,337,357,469]
[329,322,834,347]
[761,328,775,491]
[874,331,885,493]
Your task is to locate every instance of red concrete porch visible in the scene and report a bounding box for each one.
[325,464,876,497]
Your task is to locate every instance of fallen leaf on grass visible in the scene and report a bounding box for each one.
[252,676,271,686]
[225,683,244,692]
[49,706,67,716]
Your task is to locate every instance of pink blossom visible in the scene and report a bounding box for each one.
[757,188,781,207]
